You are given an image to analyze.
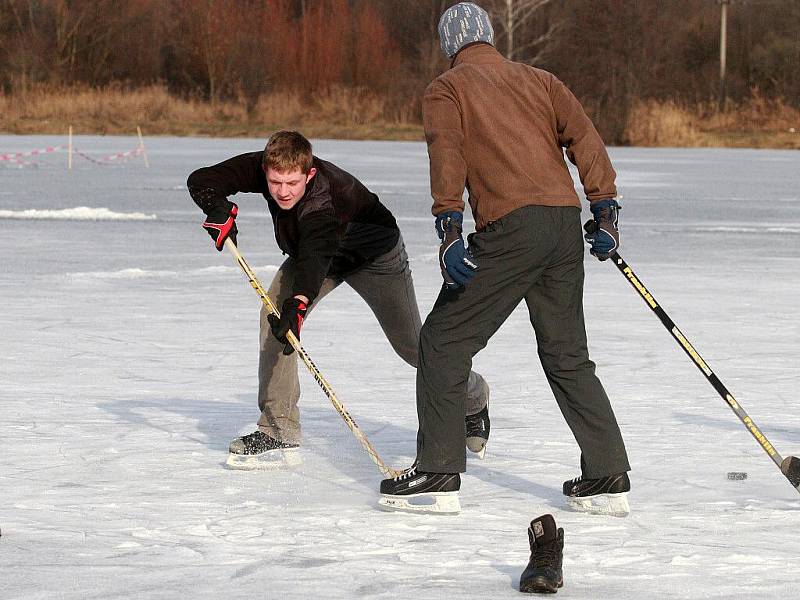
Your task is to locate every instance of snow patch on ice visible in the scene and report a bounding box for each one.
[575,525,628,534]
[0,206,156,220]
[66,264,278,281]
[600,554,654,567]
[695,226,800,234]
[724,554,768,565]
[142,185,186,191]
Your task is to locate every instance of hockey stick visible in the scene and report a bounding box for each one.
[224,238,402,478]
[592,233,800,494]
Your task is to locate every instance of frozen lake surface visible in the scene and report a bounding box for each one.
[1,135,799,599]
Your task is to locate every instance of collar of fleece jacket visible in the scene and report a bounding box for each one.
[451,42,504,68]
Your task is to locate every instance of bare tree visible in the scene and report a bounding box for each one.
[177,0,246,103]
[0,0,39,89]
[488,0,560,64]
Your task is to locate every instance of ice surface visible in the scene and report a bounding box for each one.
[1,135,799,599]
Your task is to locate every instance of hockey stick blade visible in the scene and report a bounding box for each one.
[780,456,800,491]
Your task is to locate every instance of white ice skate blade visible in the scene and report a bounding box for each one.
[567,492,630,517]
[225,448,302,471]
[378,492,461,515]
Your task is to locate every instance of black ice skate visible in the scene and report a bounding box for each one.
[519,514,564,594]
[465,403,490,459]
[226,430,300,470]
[562,472,630,517]
[378,463,461,514]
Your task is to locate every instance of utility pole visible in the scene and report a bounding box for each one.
[506,0,514,59]
[718,0,729,112]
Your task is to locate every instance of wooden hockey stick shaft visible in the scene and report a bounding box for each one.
[224,238,402,478]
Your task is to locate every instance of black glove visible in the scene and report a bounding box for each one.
[202,202,238,251]
[268,297,308,356]
[583,199,620,261]
[435,211,478,288]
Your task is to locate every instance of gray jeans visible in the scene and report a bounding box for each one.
[257,236,489,443]
[416,206,630,478]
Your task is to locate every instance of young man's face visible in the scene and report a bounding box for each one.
[266,166,317,210]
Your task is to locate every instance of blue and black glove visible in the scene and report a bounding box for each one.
[435,211,478,288]
[202,202,238,251]
[584,199,620,261]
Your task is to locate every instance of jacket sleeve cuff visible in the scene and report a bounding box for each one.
[291,288,317,305]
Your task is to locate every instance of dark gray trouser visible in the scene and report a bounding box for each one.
[416,205,630,478]
[257,236,490,444]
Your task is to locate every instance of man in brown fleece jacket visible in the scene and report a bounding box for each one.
[379,2,630,518]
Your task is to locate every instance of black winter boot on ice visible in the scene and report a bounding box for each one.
[519,514,564,594]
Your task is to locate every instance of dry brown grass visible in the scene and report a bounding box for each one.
[624,93,800,149]
[0,84,423,140]
[2,85,798,148]
[624,100,702,147]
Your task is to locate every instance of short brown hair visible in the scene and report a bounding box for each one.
[263,130,313,173]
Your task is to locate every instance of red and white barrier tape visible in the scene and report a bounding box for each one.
[72,146,144,165]
[2,158,35,168]
[0,145,67,162]
[1,145,144,167]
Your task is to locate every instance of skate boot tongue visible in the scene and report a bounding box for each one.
[528,514,558,546]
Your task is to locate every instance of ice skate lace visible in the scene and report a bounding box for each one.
[243,431,266,441]
[241,431,267,446]
[465,414,485,435]
[393,465,418,481]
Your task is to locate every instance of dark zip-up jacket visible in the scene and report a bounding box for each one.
[187,153,399,302]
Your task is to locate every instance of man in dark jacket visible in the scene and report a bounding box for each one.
[188,130,489,469]
[379,3,630,516]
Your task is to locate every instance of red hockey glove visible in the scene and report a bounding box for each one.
[202,202,238,251]
[268,297,308,355]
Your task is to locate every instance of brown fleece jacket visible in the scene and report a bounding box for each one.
[423,43,617,231]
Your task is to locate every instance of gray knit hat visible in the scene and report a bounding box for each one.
[437,2,494,59]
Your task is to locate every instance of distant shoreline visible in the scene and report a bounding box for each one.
[2,86,798,149]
